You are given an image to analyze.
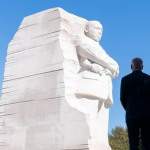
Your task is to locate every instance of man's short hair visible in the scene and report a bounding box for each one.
[131,58,143,69]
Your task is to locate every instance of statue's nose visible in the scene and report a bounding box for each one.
[98,30,102,34]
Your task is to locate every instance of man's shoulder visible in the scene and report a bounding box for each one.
[75,34,99,46]
[122,73,132,80]
[141,72,150,77]
[75,34,88,42]
[122,71,150,81]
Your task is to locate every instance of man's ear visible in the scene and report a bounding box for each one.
[131,65,133,70]
[84,26,89,33]
[141,65,143,70]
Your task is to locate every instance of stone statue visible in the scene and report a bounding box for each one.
[0,8,119,150]
[75,21,119,150]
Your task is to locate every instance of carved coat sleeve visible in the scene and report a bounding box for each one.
[75,35,119,78]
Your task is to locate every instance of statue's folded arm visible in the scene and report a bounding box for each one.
[75,35,119,78]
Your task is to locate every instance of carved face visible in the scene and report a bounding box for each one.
[85,21,103,42]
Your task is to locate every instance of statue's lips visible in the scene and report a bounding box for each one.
[98,34,102,38]
[98,35,102,39]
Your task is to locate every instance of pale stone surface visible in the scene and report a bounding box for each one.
[0,7,119,150]
[74,21,119,150]
[0,8,90,150]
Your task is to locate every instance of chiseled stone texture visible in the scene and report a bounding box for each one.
[0,8,90,150]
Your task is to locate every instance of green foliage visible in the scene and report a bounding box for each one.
[109,126,144,150]
[109,126,129,150]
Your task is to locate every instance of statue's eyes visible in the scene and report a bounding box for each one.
[95,27,102,31]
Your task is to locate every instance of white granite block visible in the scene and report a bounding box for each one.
[0,8,90,150]
[0,7,119,150]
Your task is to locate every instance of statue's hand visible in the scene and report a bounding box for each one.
[104,68,119,78]
[104,69,112,76]
[90,64,104,74]
[112,69,119,78]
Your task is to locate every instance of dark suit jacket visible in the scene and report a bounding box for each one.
[120,70,150,121]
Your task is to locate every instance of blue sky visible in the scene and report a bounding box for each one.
[0,0,150,132]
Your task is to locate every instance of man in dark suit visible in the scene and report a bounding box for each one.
[120,58,150,150]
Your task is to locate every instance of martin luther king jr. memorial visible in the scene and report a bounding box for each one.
[0,8,119,150]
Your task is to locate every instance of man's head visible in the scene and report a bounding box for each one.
[131,58,143,71]
[84,21,103,42]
